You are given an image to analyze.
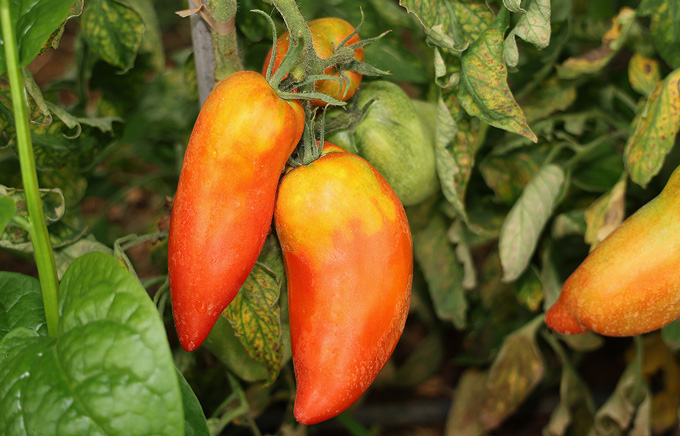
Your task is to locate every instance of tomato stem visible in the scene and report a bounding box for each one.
[206,0,242,83]
[1,0,60,337]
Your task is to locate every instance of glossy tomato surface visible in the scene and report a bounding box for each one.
[168,71,304,351]
[263,17,364,106]
[274,151,413,424]
[546,165,680,336]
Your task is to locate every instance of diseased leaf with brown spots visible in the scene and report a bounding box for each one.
[624,68,680,187]
[628,53,661,97]
[557,7,635,79]
[225,263,283,386]
[479,316,545,430]
[457,12,537,142]
[399,0,493,52]
[584,175,626,250]
[81,0,144,72]
[638,0,680,69]
[520,76,577,123]
[445,369,488,436]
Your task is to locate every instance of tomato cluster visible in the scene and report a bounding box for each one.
[168,17,423,425]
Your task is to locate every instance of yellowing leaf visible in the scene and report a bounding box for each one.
[557,7,635,79]
[81,0,144,72]
[638,0,680,69]
[225,263,283,386]
[458,15,537,142]
[624,68,680,187]
[628,53,661,97]
[479,316,545,430]
[584,175,627,250]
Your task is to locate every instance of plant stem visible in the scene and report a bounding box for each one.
[1,0,60,337]
[206,0,242,83]
[270,0,315,86]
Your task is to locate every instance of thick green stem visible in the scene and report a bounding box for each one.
[270,0,316,88]
[1,0,60,336]
[206,0,242,83]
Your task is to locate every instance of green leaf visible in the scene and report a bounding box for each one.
[435,92,479,221]
[479,150,541,204]
[584,175,626,249]
[224,263,283,386]
[551,209,587,239]
[177,369,210,436]
[628,53,661,97]
[543,337,596,436]
[520,77,576,123]
[117,0,165,71]
[0,252,184,435]
[410,203,467,329]
[479,316,545,430]
[638,0,680,69]
[504,0,551,67]
[503,0,525,13]
[624,68,680,187]
[0,272,47,340]
[0,194,15,232]
[0,0,74,75]
[588,339,650,435]
[399,0,494,52]
[202,315,268,382]
[53,237,113,280]
[557,7,635,79]
[81,0,145,72]
[499,164,565,282]
[0,185,65,226]
[457,12,537,142]
[661,317,680,352]
[516,266,543,312]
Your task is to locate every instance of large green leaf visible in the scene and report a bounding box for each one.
[457,11,537,142]
[81,0,144,72]
[0,272,47,340]
[499,164,565,282]
[624,68,680,187]
[0,252,184,436]
[0,0,74,75]
[177,369,209,436]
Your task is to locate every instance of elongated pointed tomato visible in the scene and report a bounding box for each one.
[169,71,304,351]
[274,152,413,425]
[545,165,680,336]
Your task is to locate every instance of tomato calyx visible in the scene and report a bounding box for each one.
[288,105,329,168]
[262,1,390,106]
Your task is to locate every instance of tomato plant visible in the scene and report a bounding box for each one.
[168,70,304,351]
[3,0,680,435]
[274,150,412,424]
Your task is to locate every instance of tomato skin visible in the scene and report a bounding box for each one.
[274,152,413,425]
[545,165,680,336]
[168,71,304,352]
[263,17,364,106]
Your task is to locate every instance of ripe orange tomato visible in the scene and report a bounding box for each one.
[274,151,413,424]
[168,71,304,351]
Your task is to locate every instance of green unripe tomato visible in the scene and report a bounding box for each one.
[329,81,438,206]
